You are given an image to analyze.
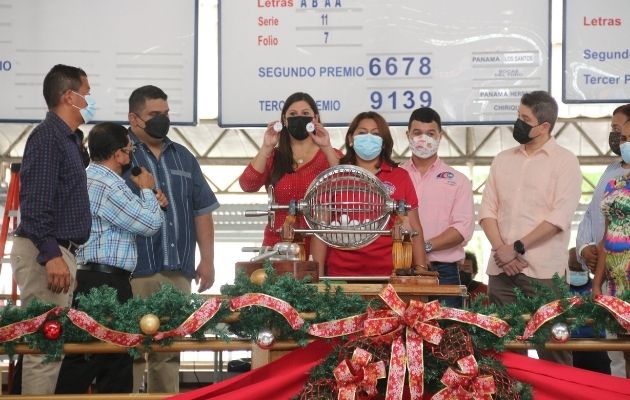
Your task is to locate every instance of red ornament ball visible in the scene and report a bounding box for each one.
[43,320,62,340]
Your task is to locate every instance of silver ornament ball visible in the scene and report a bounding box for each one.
[551,322,570,343]
[256,329,275,349]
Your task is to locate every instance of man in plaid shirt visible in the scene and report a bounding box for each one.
[55,122,166,394]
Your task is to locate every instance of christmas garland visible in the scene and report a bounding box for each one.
[1,263,629,399]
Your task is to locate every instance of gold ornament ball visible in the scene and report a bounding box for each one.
[250,268,268,286]
[140,314,161,335]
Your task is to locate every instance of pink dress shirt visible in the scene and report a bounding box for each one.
[479,138,582,279]
[401,158,474,263]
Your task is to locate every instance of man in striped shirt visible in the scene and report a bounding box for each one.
[124,85,220,393]
[55,122,165,394]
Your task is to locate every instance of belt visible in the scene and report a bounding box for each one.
[57,239,80,256]
[77,262,131,277]
[430,261,459,266]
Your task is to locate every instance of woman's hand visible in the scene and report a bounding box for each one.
[262,120,281,152]
[309,120,332,149]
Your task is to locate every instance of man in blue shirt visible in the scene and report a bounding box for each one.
[124,85,220,393]
[55,122,164,394]
[10,64,92,394]
[576,104,630,377]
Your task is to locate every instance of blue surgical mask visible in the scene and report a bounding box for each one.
[353,133,383,161]
[72,91,96,123]
[621,142,630,164]
[569,270,589,287]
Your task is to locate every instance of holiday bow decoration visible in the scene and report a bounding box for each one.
[593,294,630,332]
[517,296,583,340]
[364,284,444,400]
[431,355,496,400]
[0,306,63,343]
[334,347,386,400]
[308,285,509,400]
[230,293,304,330]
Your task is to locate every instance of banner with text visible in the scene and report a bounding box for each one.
[218,0,550,126]
[563,0,630,103]
[0,0,197,124]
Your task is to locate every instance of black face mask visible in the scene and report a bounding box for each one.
[512,119,535,144]
[609,131,621,156]
[286,116,312,141]
[141,113,170,139]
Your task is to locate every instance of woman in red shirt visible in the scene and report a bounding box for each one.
[239,92,340,252]
[310,111,427,277]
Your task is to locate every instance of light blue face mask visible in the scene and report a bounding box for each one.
[569,270,589,287]
[353,133,383,161]
[72,91,96,123]
[620,142,630,164]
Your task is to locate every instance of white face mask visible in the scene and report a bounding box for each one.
[409,134,439,159]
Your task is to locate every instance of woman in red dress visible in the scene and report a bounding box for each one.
[239,92,340,253]
[310,111,427,277]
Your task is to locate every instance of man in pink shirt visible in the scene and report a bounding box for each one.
[479,91,581,365]
[401,107,474,307]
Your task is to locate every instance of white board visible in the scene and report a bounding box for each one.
[0,0,198,124]
[563,0,630,103]
[218,0,551,126]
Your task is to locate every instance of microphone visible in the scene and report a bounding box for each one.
[131,167,167,211]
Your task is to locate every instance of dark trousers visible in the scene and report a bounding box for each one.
[570,281,611,374]
[429,261,462,308]
[55,269,133,394]
[573,351,611,374]
[489,273,573,366]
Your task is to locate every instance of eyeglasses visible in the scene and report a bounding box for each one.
[120,144,136,154]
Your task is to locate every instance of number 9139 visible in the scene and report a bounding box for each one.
[370,90,432,110]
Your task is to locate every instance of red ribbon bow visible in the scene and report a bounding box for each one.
[334,347,386,400]
[307,285,509,399]
[363,284,444,400]
[432,355,495,400]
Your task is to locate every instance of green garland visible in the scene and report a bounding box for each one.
[1,266,628,398]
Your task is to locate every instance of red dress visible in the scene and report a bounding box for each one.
[239,148,338,248]
[326,163,418,276]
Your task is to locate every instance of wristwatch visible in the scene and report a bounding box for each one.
[424,241,433,254]
[513,240,525,255]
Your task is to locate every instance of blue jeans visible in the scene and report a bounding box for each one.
[429,261,462,308]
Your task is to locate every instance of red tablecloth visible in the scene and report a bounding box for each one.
[170,340,630,400]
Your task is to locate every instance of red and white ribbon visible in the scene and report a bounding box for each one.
[67,309,144,347]
[0,306,63,343]
[431,355,495,400]
[230,293,304,330]
[154,298,223,340]
[594,294,630,332]
[334,347,386,400]
[517,296,583,340]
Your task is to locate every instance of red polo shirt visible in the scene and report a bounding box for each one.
[326,163,418,276]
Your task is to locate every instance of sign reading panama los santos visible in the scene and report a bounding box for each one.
[218,0,550,126]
